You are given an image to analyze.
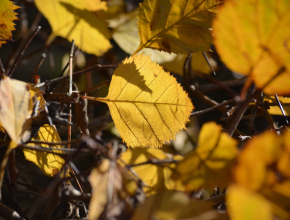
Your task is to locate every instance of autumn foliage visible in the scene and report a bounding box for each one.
[0,0,290,220]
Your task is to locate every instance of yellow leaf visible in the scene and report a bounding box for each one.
[0,78,30,143]
[234,131,282,191]
[0,0,19,47]
[34,0,111,56]
[119,148,184,195]
[263,96,290,116]
[135,0,222,54]
[213,0,290,95]
[107,0,126,19]
[24,125,65,177]
[227,185,272,220]
[162,52,217,75]
[110,10,177,63]
[87,54,194,147]
[174,122,238,190]
[131,191,220,220]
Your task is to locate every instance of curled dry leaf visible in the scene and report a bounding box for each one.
[86,54,194,147]
[213,0,290,95]
[174,122,238,190]
[136,0,222,54]
[0,0,19,47]
[88,159,137,220]
[119,148,184,195]
[34,0,111,56]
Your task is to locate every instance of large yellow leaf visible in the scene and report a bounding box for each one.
[24,125,66,177]
[174,122,238,190]
[34,0,111,56]
[119,148,184,195]
[87,54,194,147]
[227,185,272,220]
[135,0,222,54]
[0,0,19,47]
[213,0,290,95]
[131,191,221,220]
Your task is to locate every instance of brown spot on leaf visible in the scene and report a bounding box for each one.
[52,168,59,176]
[159,40,171,53]
[154,74,157,77]
[0,23,7,29]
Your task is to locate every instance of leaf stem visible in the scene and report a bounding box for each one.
[202,51,216,76]
[274,94,289,125]
[29,53,46,83]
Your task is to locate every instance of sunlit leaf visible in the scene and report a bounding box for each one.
[131,191,223,220]
[0,0,19,47]
[213,0,290,95]
[110,10,177,63]
[0,78,30,199]
[34,0,111,56]
[119,148,184,195]
[24,125,65,177]
[234,131,282,191]
[174,122,238,190]
[136,0,222,54]
[86,54,194,147]
[263,96,290,116]
[227,185,272,220]
[0,78,30,143]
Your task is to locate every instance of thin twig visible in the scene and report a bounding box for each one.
[79,80,110,95]
[191,99,234,116]
[0,39,15,41]
[29,53,46,83]
[35,64,118,88]
[8,26,41,77]
[28,139,81,146]
[67,40,75,149]
[0,58,5,79]
[225,83,256,136]
[199,78,247,93]
[274,94,289,125]
[202,52,216,76]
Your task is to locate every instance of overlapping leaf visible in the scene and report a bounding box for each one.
[263,96,290,116]
[119,148,184,195]
[24,125,66,177]
[227,185,272,220]
[136,0,222,54]
[109,9,177,63]
[87,54,194,147]
[213,0,290,95]
[0,0,19,47]
[24,89,65,177]
[34,0,111,56]
[131,191,222,220]
[174,122,238,190]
